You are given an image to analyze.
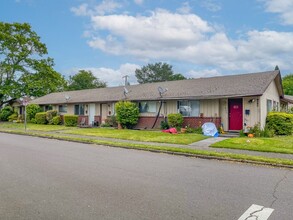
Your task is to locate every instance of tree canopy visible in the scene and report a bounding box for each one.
[0,22,66,107]
[135,62,186,84]
[282,74,293,95]
[67,70,107,91]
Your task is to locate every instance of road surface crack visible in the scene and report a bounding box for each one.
[244,206,265,220]
[270,170,289,208]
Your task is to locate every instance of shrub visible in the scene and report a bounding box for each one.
[266,112,293,135]
[0,106,14,121]
[167,113,183,129]
[35,112,47,124]
[17,115,24,123]
[46,110,57,125]
[248,123,262,137]
[115,101,139,129]
[26,104,42,121]
[186,126,202,134]
[52,115,61,125]
[105,115,118,127]
[160,121,169,130]
[64,115,78,127]
[8,112,18,122]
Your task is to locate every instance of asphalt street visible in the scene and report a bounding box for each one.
[0,133,292,220]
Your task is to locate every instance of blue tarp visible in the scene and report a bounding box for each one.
[202,122,219,137]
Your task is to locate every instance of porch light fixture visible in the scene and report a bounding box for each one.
[248,99,255,103]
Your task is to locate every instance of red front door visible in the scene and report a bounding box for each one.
[228,99,243,130]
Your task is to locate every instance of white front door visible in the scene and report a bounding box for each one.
[88,104,95,125]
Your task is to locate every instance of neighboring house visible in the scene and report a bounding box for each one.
[283,95,293,110]
[30,70,288,131]
[10,97,32,116]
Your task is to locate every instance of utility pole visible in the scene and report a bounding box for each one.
[122,75,129,86]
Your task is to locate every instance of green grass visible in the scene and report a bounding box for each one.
[0,122,76,132]
[0,122,206,145]
[2,129,293,167]
[62,127,207,145]
[211,136,293,154]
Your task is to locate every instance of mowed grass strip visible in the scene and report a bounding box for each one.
[211,136,293,154]
[0,123,206,145]
[62,127,207,145]
[0,122,76,132]
[1,129,293,167]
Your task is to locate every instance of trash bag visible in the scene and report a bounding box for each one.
[202,122,219,137]
[162,127,177,134]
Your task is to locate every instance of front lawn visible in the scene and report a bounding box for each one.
[0,122,207,145]
[0,122,76,132]
[211,136,293,154]
[63,127,207,145]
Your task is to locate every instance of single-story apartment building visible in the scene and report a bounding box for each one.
[30,70,289,131]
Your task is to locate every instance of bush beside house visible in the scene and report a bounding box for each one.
[35,112,47,124]
[167,113,183,130]
[26,104,42,121]
[266,112,293,135]
[115,101,139,129]
[0,106,14,121]
[64,115,78,127]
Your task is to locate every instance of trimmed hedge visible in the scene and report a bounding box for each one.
[35,112,47,124]
[266,112,293,135]
[64,115,78,127]
[52,115,62,125]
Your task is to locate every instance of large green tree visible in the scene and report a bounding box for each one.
[67,70,107,91]
[0,22,66,107]
[135,62,186,84]
[282,74,293,95]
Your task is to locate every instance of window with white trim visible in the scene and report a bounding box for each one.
[138,101,156,113]
[178,100,200,116]
[267,99,272,113]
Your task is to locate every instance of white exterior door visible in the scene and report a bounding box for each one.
[88,104,95,125]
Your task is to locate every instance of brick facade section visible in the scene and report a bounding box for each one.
[78,115,89,125]
[135,116,221,129]
[182,117,221,128]
[94,116,101,126]
[135,116,166,129]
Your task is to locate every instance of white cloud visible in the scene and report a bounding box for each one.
[177,2,192,14]
[263,0,293,25]
[201,0,221,12]
[69,63,140,86]
[134,0,144,5]
[89,9,213,55]
[72,4,293,74]
[71,3,90,16]
[187,69,222,78]
[71,0,122,16]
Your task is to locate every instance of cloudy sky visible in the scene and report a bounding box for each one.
[1,0,293,86]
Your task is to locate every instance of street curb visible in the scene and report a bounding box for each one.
[1,130,293,170]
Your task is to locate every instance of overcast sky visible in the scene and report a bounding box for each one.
[1,0,293,86]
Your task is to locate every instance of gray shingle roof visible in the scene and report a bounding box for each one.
[31,70,281,105]
[284,95,293,103]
